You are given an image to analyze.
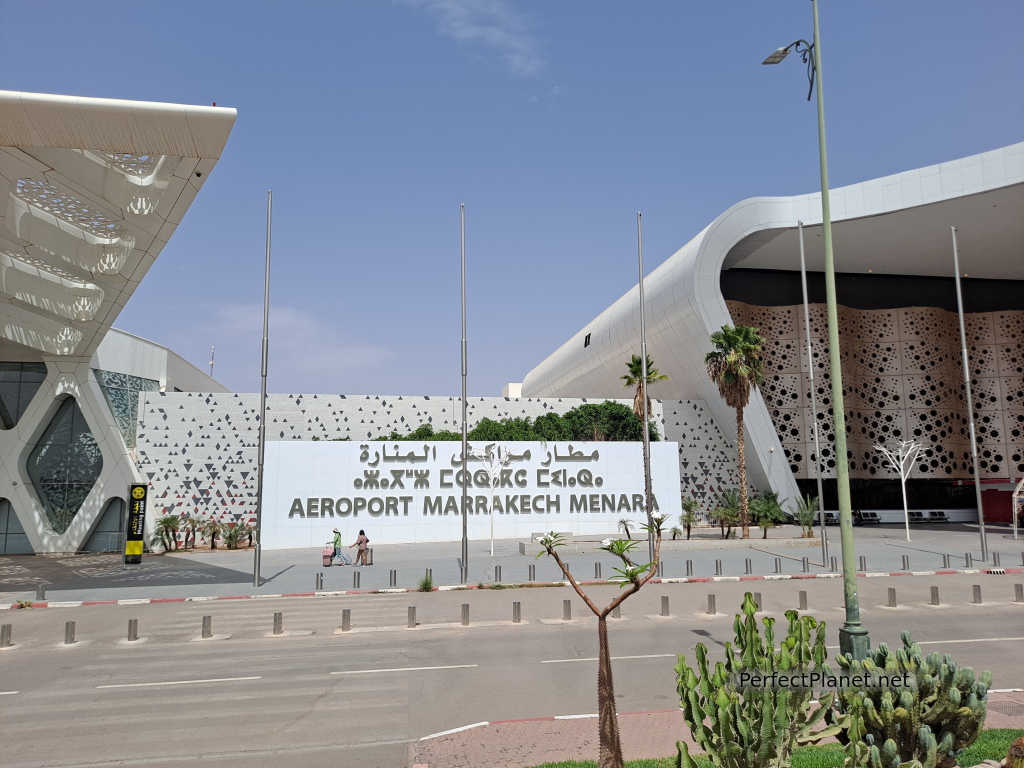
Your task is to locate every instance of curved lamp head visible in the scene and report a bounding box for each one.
[762,47,792,65]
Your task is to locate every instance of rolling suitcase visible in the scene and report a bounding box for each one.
[322,544,334,567]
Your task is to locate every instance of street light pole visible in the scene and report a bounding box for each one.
[460,203,469,584]
[253,190,272,589]
[636,213,655,564]
[764,0,869,658]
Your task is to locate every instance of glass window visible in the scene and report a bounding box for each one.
[93,369,159,450]
[26,398,103,534]
[0,362,47,429]
[0,499,33,554]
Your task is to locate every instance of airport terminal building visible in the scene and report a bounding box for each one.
[0,91,1019,553]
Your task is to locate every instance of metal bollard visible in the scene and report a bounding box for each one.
[0,624,11,648]
[353,571,360,589]
[830,556,838,572]
[930,586,940,606]
[972,585,982,604]
[774,557,782,574]
[943,554,951,569]
[753,592,762,611]
[425,568,432,582]
[1015,584,1023,603]
[495,565,502,583]
[686,559,693,577]
[128,618,139,642]
[802,557,809,573]
[512,602,521,624]
[715,559,722,576]
[965,552,973,568]
[273,612,283,636]
[64,621,76,645]
[462,603,470,626]
[563,599,572,621]
[745,558,752,575]
[367,548,373,565]
[902,555,910,571]
[316,573,323,591]
[390,569,397,587]
[859,556,867,572]
[595,562,601,579]
[36,584,45,601]
[661,596,670,617]
[657,561,664,577]
[528,564,536,581]
[408,606,416,629]
[201,616,212,639]
[992,553,1001,568]
[611,604,621,619]
[1021,552,1024,567]
[707,594,717,616]
[799,591,808,611]
[888,588,897,608]
[342,609,351,632]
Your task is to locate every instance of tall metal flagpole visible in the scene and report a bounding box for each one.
[637,213,655,564]
[798,222,828,566]
[951,227,988,561]
[460,204,469,583]
[253,191,272,588]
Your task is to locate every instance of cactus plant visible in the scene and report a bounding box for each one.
[834,631,990,768]
[674,593,844,768]
[1006,736,1024,768]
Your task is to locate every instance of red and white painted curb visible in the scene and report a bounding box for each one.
[2,567,1019,610]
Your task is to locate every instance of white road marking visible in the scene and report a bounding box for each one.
[0,691,18,695]
[97,676,261,689]
[332,664,478,675]
[420,722,489,740]
[542,653,676,664]
[916,637,1024,645]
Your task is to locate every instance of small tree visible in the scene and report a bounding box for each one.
[711,489,742,539]
[223,521,252,550]
[617,518,634,540]
[199,517,222,549]
[537,517,664,768]
[874,439,921,542]
[149,515,181,552]
[787,494,819,538]
[680,497,700,540]
[749,491,786,539]
[182,515,202,550]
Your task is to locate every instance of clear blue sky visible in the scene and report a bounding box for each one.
[2,1,1021,396]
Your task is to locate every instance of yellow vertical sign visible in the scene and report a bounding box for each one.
[124,484,147,565]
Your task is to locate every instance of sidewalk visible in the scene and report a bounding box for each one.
[409,691,1024,768]
[1,524,1021,605]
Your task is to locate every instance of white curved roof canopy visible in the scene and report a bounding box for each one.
[0,91,236,359]
[521,143,1024,499]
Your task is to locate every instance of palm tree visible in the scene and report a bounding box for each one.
[183,515,202,549]
[749,491,786,539]
[617,518,633,540]
[149,515,181,552]
[787,494,820,538]
[679,497,700,540]
[620,354,668,420]
[705,324,765,538]
[711,489,742,539]
[199,517,223,549]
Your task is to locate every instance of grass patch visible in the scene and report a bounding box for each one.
[526,729,1024,768]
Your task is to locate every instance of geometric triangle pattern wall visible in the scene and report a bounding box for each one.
[134,393,740,529]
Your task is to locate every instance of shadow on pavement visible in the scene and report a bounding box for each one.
[0,552,254,592]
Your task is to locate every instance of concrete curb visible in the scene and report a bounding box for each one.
[2,567,1020,611]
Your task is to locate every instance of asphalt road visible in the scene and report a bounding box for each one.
[1,574,1021,768]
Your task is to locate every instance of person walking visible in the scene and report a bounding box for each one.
[350,529,369,566]
[331,528,343,563]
